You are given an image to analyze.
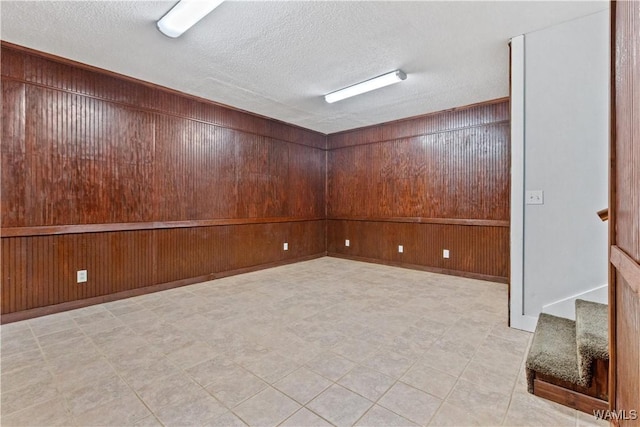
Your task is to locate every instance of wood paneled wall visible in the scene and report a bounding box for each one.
[610,0,640,422]
[1,43,326,320]
[327,100,510,282]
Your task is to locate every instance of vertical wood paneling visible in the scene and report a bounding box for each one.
[611,0,640,423]
[1,44,327,318]
[1,81,26,227]
[328,114,509,220]
[327,100,510,281]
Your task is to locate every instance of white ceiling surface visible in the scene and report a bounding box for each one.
[1,1,607,134]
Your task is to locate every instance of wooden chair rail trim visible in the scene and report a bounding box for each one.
[0,217,326,237]
[610,245,640,294]
[328,216,509,227]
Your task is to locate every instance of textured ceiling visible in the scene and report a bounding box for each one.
[1,1,607,134]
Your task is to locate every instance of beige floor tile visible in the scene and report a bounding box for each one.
[577,410,610,427]
[73,393,151,426]
[205,366,268,408]
[307,384,374,427]
[234,387,301,427]
[378,382,442,425]
[274,367,332,404]
[133,415,164,427]
[428,401,498,426]
[338,365,395,401]
[355,405,419,427]
[445,379,510,425]
[36,327,85,348]
[53,356,119,394]
[240,350,300,384]
[401,363,457,399]
[0,259,577,427]
[502,391,576,426]
[0,333,40,356]
[30,317,78,337]
[362,350,414,379]
[1,377,62,416]
[154,394,228,426]
[185,354,238,387]
[331,338,381,363]
[118,356,182,390]
[64,375,133,417]
[280,408,333,427]
[206,411,248,427]
[136,373,208,413]
[420,347,470,377]
[167,341,218,369]
[1,364,53,394]
[306,352,356,381]
[0,349,45,374]
[0,397,72,427]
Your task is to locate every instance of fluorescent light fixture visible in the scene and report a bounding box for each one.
[157,0,224,38]
[324,70,407,103]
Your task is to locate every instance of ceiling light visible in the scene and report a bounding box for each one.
[324,70,407,104]
[157,0,224,38]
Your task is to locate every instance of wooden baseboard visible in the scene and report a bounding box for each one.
[533,378,609,415]
[326,252,508,284]
[0,253,326,324]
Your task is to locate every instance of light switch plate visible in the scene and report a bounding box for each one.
[398,245,404,253]
[345,239,350,247]
[525,190,544,205]
[283,242,288,251]
[443,249,450,259]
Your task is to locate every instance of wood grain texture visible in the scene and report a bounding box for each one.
[611,0,640,423]
[327,100,510,280]
[1,44,326,317]
[1,221,325,315]
[327,220,509,280]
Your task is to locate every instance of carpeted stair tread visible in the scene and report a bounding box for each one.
[576,299,609,383]
[526,313,581,392]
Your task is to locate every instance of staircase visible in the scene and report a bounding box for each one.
[526,299,609,414]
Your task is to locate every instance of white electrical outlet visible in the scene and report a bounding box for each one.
[77,270,87,283]
[398,245,404,253]
[443,249,450,259]
[283,242,288,251]
[345,239,350,247]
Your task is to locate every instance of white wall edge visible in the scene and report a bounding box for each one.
[542,284,609,320]
[510,35,531,332]
[510,314,538,333]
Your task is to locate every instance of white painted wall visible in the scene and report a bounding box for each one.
[510,10,609,330]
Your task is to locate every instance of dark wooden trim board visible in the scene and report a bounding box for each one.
[533,379,608,415]
[611,245,640,294]
[328,217,509,228]
[1,217,325,237]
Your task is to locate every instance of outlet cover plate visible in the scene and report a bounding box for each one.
[77,270,87,283]
[525,190,544,205]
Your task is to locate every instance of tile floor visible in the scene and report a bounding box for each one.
[0,257,608,427]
